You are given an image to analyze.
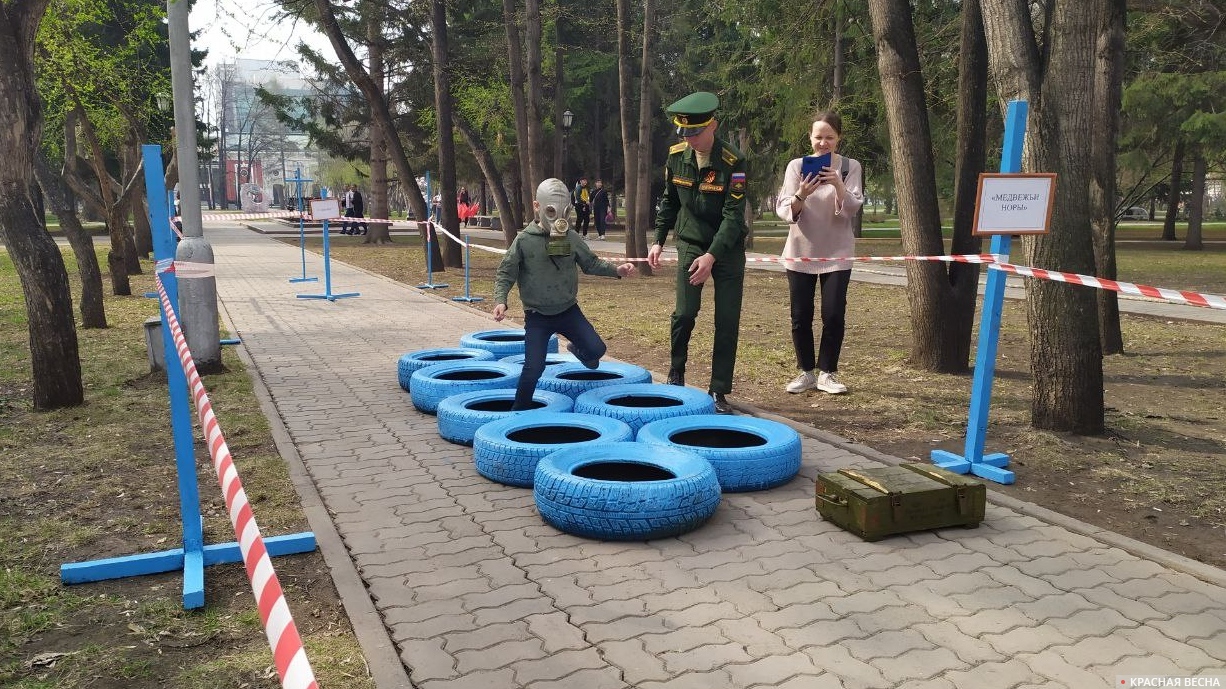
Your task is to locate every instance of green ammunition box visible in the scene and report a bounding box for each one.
[815,463,986,541]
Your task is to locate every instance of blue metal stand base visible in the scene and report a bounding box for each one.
[297,292,361,302]
[417,282,449,290]
[930,450,1015,484]
[289,276,319,283]
[62,532,317,609]
[453,296,484,302]
[220,338,241,346]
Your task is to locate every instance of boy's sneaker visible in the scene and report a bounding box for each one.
[786,371,816,394]
[566,342,600,369]
[816,371,848,394]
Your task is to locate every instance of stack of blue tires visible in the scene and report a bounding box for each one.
[397,329,805,541]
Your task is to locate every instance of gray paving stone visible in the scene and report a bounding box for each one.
[911,620,1005,664]
[400,638,458,682]
[417,668,516,689]
[661,642,755,673]
[637,669,738,689]
[443,621,530,652]
[1120,624,1225,670]
[941,659,1044,689]
[597,638,672,684]
[879,647,968,684]
[524,666,630,689]
[801,644,892,688]
[842,629,935,662]
[1020,650,1113,687]
[1044,608,1141,640]
[714,618,793,657]
[509,648,606,684]
[582,614,675,643]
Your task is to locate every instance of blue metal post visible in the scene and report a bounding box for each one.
[61,145,317,607]
[145,144,206,607]
[297,217,359,301]
[452,234,484,303]
[930,100,1027,485]
[287,167,317,284]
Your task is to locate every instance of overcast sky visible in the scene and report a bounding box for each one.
[190,0,336,68]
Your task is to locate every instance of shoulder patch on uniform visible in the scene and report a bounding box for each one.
[721,148,738,166]
[669,141,689,155]
[730,172,746,195]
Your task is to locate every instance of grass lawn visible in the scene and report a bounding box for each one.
[0,248,375,688]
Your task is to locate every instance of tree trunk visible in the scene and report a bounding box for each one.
[1091,0,1125,354]
[981,0,1104,434]
[524,0,545,184]
[0,0,84,410]
[365,1,392,245]
[631,0,656,277]
[1162,140,1184,240]
[430,0,462,268]
[501,0,534,218]
[1184,154,1205,250]
[455,114,518,245]
[34,155,107,329]
[866,0,968,372]
[552,16,565,179]
[127,143,152,258]
[616,0,638,257]
[119,196,141,274]
[312,0,430,224]
[948,0,988,370]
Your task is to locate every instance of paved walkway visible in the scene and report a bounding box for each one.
[209,223,1226,689]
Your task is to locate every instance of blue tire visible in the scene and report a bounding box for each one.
[436,388,573,446]
[473,412,634,487]
[573,383,716,435]
[459,329,559,357]
[499,352,578,368]
[533,442,721,540]
[409,361,521,414]
[637,415,803,492]
[398,348,495,391]
[537,362,653,399]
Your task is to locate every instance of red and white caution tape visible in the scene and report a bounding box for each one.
[194,210,396,224]
[990,261,1226,311]
[153,275,319,689]
[430,221,508,254]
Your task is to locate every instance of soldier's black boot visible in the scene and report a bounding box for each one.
[710,392,732,414]
[666,368,685,386]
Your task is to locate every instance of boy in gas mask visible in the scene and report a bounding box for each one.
[494,178,636,410]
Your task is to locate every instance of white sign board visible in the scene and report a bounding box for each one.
[973,173,1057,236]
[309,198,342,221]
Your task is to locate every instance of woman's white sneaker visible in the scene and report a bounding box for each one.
[816,371,848,394]
[786,371,817,393]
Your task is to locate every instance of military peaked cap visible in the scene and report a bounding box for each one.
[666,91,719,137]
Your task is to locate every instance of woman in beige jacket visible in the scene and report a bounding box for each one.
[774,112,865,394]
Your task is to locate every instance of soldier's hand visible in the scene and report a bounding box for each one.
[493,303,507,321]
[617,262,636,277]
[647,243,663,269]
[687,253,715,285]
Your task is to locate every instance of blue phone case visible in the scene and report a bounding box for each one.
[801,153,832,179]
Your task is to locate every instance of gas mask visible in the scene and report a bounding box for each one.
[535,178,575,257]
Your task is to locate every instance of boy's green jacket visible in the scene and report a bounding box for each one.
[494,221,621,315]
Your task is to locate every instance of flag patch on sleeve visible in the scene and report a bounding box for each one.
[730,172,746,194]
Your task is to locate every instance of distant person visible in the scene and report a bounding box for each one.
[647,91,747,414]
[458,186,472,227]
[591,179,610,239]
[493,178,635,410]
[774,111,864,395]
[340,184,355,234]
[572,177,592,237]
[350,185,368,236]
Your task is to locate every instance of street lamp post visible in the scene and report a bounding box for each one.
[561,109,573,180]
[166,0,221,371]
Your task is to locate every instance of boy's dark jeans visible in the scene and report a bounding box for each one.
[512,304,606,409]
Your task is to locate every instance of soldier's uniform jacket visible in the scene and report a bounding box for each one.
[653,138,748,262]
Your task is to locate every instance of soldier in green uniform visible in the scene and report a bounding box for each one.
[647,91,748,414]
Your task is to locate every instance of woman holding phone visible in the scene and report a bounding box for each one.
[774,111,864,395]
